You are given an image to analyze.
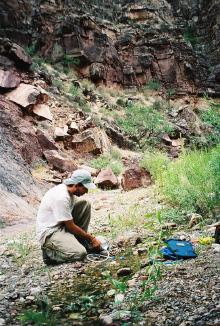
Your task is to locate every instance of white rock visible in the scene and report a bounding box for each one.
[70,121,79,132]
[26,295,35,301]
[30,286,42,296]
[54,126,68,138]
[6,83,40,107]
[128,278,136,287]
[0,318,5,326]
[212,244,220,253]
[114,293,124,304]
[33,104,53,121]
[99,314,113,325]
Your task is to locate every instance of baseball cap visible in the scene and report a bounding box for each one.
[63,169,96,189]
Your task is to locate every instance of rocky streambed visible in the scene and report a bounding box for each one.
[0,188,219,326]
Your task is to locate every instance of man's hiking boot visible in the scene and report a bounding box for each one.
[42,249,59,266]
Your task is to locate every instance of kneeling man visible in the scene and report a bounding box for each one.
[36,169,101,264]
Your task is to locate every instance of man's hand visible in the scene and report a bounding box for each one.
[90,237,102,250]
[64,220,102,250]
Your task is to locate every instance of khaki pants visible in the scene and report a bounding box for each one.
[42,200,91,263]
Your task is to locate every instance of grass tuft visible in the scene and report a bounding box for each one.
[142,145,220,215]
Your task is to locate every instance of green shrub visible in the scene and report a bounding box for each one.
[201,103,220,132]
[183,23,198,46]
[185,104,220,148]
[62,54,80,66]
[116,103,173,147]
[110,146,122,160]
[145,80,161,91]
[31,56,45,71]
[140,151,170,181]
[69,84,79,97]
[18,309,56,326]
[52,79,63,91]
[90,151,123,176]
[26,44,37,56]
[155,208,186,224]
[109,160,123,175]
[157,146,220,214]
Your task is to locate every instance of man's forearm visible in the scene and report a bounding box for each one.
[64,220,94,241]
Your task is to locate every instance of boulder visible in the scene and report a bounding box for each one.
[9,43,32,66]
[95,168,118,189]
[0,69,20,89]
[6,83,43,108]
[33,104,53,121]
[69,121,79,133]
[215,225,220,244]
[71,127,110,154]
[54,126,69,139]
[43,150,77,172]
[36,129,58,151]
[0,38,32,67]
[121,166,151,191]
[117,267,132,277]
[99,314,113,325]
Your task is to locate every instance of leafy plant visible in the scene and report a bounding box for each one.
[18,310,52,326]
[31,56,45,71]
[140,150,170,181]
[90,149,123,176]
[203,104,220,128]
[108,276,128,293]
[108,204,146,238]
[166,87,176,99]
[145,80,161,91]
[116,97,127,107]
[26,44,37,56]
[116,103,173,148]
[69,84,80,97]
[62,54,80,67]
[18,295,56,325]
[151,145,220,215]
[183,23,198,47]
[6,234,35,265]
[52,79,63,91]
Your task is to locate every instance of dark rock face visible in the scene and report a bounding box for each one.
[0,0,216,93]
[0,96,42,196]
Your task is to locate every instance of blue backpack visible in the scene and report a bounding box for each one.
[160,239,197,260]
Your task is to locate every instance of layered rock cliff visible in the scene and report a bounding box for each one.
[0,0,219,224]
[0,0,218,93]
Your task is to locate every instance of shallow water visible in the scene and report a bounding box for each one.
[47,247,142,325]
